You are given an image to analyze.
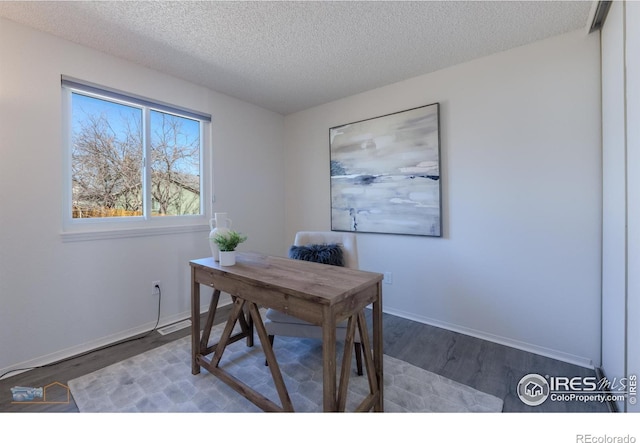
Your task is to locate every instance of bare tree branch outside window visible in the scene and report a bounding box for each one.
[70,93,201,218]
[150,111,200,216]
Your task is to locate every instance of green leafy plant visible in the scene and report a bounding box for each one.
[212,230,247,252]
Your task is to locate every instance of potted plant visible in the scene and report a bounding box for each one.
[212,230,247,266]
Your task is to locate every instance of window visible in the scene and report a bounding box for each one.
[62,78,211,237]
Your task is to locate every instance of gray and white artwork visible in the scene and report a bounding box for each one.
[330,103,441,236]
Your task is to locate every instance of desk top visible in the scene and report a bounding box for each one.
[190,252,382,306]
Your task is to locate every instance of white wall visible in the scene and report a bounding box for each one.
[601,0,640,412]
[284,29,602,367]
[0,19,285,375]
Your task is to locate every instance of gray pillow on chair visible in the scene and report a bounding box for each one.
[288,243,344,267]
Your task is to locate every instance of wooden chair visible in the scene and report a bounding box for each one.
[264,231,363,375]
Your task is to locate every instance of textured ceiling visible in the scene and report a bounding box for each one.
[0,1,594,115]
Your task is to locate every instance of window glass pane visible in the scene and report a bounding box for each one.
[150,110,201,216]
[71,93,143,218]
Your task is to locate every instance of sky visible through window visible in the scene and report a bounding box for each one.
[71,93,200,149]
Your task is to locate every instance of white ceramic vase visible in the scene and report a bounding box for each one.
[219,250,236,266]
[209,212,232,261]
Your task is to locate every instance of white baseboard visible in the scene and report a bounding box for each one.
[0,300,232,381]
[382,306,595,370]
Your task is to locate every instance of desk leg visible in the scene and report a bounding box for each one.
[337,315,357,411]
[373,281,383,411]
[191,267,200,375]
[211,297,246,367]
[200,289,221,349]
[246,309,254,347]
[322,306,337,412]
[231,295,254,348]
[247,302,293,411]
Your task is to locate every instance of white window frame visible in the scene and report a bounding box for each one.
[61,77,212,242]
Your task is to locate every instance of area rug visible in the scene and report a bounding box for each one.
[68,323,503,413]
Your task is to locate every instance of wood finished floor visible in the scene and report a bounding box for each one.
[0,307,609,413]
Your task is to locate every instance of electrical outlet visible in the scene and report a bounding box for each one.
[152,281,161,296]
[383,272,393,285]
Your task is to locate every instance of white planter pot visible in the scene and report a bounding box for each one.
[219,250,236,266]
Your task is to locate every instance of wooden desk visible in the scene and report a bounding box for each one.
[190,252,384,412]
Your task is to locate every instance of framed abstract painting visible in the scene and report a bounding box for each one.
[330,103,441,237]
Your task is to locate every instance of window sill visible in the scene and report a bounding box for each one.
[60,223,210,243]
